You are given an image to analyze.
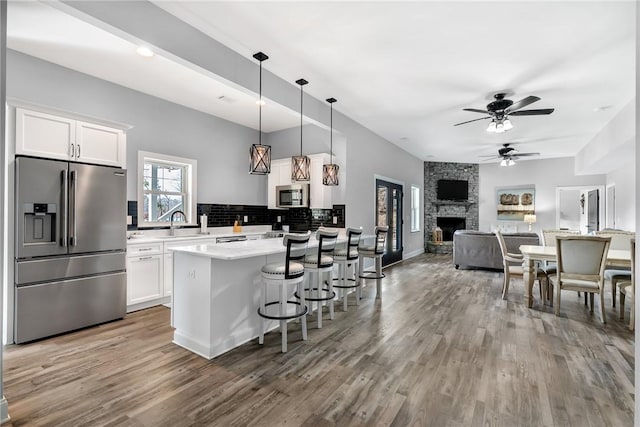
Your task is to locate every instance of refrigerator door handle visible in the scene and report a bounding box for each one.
[70,170,77,246]
[61,170,68,247]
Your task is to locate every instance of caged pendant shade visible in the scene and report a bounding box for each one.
[249,51,271,175]
[322,98,339,186]
[291,78,310,182]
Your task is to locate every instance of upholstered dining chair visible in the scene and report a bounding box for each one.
[541,229,581,305]
[596,230,635,308]
[618,238,635,330]
[550,235,611,323]
[495,231,546,301]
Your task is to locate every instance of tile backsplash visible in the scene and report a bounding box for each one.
[127,201,345,231]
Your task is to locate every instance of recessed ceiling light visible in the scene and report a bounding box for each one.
[136,46,154,58]
[593,105,613,112]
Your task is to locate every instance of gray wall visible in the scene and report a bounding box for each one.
[266,124,424,258]
[6,50,267,205]
[478,157,606,233]
[59,0,426,259]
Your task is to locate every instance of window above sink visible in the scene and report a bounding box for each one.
[137,151,197,228]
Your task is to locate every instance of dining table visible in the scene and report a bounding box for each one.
[519,244,632,308]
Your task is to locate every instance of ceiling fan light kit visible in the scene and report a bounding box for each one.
[291,78,311,182]
[455,93,554,130]
[482,143,540,166]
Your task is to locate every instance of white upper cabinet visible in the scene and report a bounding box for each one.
[75,121,126,167]
[267,154,333,210]
[267,158,292,209]
[15,107,127,168]
[16,108,75,162]
[309,153,332,209]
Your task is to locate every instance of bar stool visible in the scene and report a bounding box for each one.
[358,226,389,299]
[258,232,310,352]
[297,228,339,328]
[333,228,362,311]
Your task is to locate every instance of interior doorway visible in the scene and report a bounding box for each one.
[556,185,605,233]
[375,178,403,266]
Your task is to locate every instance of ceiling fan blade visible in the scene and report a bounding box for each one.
[506,96,540,113]
[479,154,500,158]
[482,157,501,162]
[453,116,491,126]
[509,108,555,116]
[511,152,540,157]
[462,108,491,114]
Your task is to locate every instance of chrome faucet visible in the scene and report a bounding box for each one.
[170,210,186,236]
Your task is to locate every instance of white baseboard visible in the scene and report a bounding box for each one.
[404,248,425,260]
[0,396,10,424]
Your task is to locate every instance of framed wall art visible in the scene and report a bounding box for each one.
[496,186,535,221]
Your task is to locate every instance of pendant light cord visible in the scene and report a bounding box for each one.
[330,102,333,164]
[300,84,303,156]
[259,60,262,146]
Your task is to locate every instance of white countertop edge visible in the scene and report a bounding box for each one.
[168,234,366,261]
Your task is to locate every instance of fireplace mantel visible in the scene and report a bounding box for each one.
[433,201,476,212]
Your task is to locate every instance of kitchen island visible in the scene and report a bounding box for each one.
[170,233,358,359]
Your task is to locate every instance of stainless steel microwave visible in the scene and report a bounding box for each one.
[276,184,309,208]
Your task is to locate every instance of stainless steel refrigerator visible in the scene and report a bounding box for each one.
[14,156,127,343]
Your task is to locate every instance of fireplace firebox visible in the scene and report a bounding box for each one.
[437,217,466,241]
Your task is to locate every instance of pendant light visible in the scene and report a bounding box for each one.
[291,78,310,182]
[249,51,271,175]
[322,98,339,186]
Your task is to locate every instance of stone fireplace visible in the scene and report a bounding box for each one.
[424,162,479,253]
[437,217,466,241]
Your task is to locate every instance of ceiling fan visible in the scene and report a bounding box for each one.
[454,93,554,133]
[480,143,540,166]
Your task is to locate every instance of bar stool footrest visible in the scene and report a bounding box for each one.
[332,278,359,289]
[359,270,386,280]
[257,301,308,321]
[295,287,336,302]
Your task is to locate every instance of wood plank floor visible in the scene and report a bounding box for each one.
[3,253,634,426]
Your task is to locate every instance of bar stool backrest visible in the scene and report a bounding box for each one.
[314,228,339,267]
[282,232,310,279]
[346,228,363,260]
[374,226,389,255]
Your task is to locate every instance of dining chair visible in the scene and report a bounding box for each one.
[596,230,635,308]
[618,238,635,330]
[541,229,581,305]
[551,235,611,323]
[495,231,546,301]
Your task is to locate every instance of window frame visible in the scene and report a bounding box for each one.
[137,151,197,228]
[410,185,420,232]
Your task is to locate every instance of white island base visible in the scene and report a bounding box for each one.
[170,236,352,360]
[172,250,277,359]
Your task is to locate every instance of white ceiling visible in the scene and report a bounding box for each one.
[6,1,302,133]
[7,1,636,164]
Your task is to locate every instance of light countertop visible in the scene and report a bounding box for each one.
[126,225,272,244]
[170,231,371,261]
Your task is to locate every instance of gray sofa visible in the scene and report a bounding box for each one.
[453,230,540,270]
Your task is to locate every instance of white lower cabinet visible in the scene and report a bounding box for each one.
[126,254,163,306]
[127,237,218,313]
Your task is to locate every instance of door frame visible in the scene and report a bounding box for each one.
[374,175,404,266]
[555,185,605,233]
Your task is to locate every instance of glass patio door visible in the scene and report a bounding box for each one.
[376,179,403,266]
